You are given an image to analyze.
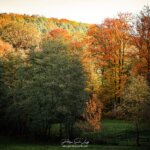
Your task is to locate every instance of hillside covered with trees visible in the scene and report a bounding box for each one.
[0,5,150,147]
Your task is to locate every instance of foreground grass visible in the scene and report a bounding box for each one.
[0,119,150,150]
[81,119,150,146]
[0,143,148,150]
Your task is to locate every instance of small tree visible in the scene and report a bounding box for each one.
[121,75,150,146]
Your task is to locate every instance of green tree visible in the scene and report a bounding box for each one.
[0,59,7,132]
[21,40,87,137]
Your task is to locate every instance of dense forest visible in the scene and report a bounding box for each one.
[0,5,150,147]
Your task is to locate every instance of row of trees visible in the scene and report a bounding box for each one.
[0,37,88,138]
[84,6,150,117]
[0,12,90,137]
[83,6,150,145]
[0,5,150,143]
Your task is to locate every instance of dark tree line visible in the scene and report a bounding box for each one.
[0,39,88,139]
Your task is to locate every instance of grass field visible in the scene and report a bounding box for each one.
[0,144,149,150]
[0,119,149,150]
[81,119,150,146]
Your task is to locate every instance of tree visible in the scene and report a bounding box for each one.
[121,75,150,146]
[86,14,132,117]
[48,28,71,42]
[134,6,150,85]
[20,39,88,137]
[81,46,102,131]
[0,40,27,134]
[0,58,7,132]
[0,22,41,50]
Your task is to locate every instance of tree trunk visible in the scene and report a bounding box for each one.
[59,123,62,139]
[48,124,51,137]
[136,122,140,146]
[113,97,117,118]
[147,44,150,86]
[69,123,74,139]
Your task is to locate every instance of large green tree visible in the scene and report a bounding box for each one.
[19,40,88,137]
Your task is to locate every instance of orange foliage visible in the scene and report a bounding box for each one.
[0,39,13,58]
[87,15,132,98]
[84,94,102,131]
[133,7,150,83]
[48,28,71,41]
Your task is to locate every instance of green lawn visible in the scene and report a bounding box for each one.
[0,119,150,150]
[81,119,150,146]
[0,143,148,150]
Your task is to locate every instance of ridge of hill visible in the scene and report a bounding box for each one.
[0,13,90,35]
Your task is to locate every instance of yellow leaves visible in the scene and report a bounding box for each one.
[1,21,41,50]
[0,39,27,67]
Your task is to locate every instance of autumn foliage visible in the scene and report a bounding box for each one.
[0,6,150,139]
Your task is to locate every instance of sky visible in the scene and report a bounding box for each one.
[0,0,149,23]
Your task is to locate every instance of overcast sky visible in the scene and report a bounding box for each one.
[0,0,149,23]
